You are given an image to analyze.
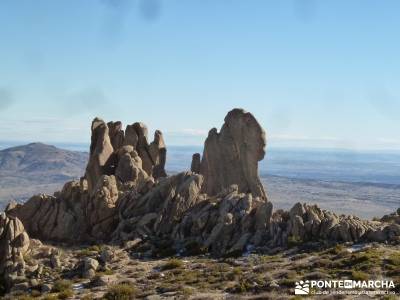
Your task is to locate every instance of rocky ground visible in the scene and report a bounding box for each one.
[2,240,399,300]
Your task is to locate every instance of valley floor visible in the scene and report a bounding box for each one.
[264,175,400,220]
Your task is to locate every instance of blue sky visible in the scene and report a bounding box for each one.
[0,0,400,150]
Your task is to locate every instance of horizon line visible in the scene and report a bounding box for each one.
[1,140,400,154]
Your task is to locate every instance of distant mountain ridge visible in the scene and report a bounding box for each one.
[0,143,87,208]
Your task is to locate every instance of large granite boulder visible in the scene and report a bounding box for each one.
[86,175,120,240]
[173,185,273,256]
[124,123,167,179]
[191,153,201,174]
[86,118,114,194]
[268,203,400,247]
[200,109,267,199]
[112,172,273,257]
[9,175,124,243]
[149,130,167,178]
[8,180,88,242]
[107,121,124,150]
[380,209,400,225]
[0,211,30,289]
[113,171,204,241]
[115,146,154,191]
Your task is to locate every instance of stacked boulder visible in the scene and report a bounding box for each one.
[9,181,88,242]
[8,118,166,243]
[0,209,30,290]
[197,109,267,199]
[173,185,273,256]
[112,109,272,256]
[267,203,393,248]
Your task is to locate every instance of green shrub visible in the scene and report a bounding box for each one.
[58,289,74,299]
[103,284,137,300]
[52,280,72,293]
[332,244,345,255]
[17,296,37,300]
[41,295,58,300]
[160,259,184,271]
[351,270,369,281]
[387,253,400,267]
[96,268,115,276]
[31,290,42,298]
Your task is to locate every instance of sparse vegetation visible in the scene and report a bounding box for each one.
[351,270,369,281]
[51,280,72,294]
[1,233,399,299]
[57,289,74,299]
[387,252,400,267]
[103,284,137,300]
[160,258,184,271]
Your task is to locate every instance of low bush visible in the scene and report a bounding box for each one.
[57,289,74,299]
[103,284,137,300]
[160,259,184,271]
[52,280,72,293]
[351,270,369,281]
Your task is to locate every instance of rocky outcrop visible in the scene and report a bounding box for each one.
[4,108,400,259]
[8,117,163,243]
[86,175,119,240]
[191,153,201,174]
[200,109,267,199]
[380,208,400,225]
[124,123,167,179]
[86,118,114,194]
[114,146,154,190]
[0,211,30,289]
[113,175,272,257]
[8,181,88,242]
[173,185,273,256]
[114,172,204,241]
[8,175,125,243]
[107,121,124,150]
[149,130,167,179]
[268,203,400,247]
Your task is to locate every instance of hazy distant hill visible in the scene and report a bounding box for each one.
[0,143,87,208]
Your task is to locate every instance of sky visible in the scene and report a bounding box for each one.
[0,0,400,150]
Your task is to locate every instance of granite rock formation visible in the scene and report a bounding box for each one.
[86,118,114,194]
[7,118,163,243]
[199,109,267,199]
[0,210,30,289]
[107,121,124,150]
[124,123,167,179]
[267,203,400,247]
[190,153,201,174]
[4,108,400,263]
[8,181,88,242]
